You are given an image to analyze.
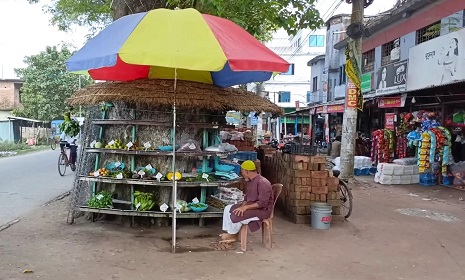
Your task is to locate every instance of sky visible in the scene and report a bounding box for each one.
[0,0,398,79]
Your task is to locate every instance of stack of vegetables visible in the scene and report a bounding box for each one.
[371,129,395,164]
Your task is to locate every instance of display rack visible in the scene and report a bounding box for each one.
[78,117,238,223]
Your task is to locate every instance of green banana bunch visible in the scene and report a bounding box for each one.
[134,191,155,211]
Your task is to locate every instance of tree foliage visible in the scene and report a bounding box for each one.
[27,0,324,40]
[13,46,92,122]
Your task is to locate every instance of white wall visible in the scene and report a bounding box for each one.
[264,28,326,107]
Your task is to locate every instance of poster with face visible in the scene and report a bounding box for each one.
[407,28,465,91]
[375,60,407,96]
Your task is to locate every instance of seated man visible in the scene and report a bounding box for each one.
[330,135,342,158]
[215,160,274,250]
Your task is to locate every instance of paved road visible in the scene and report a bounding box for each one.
[0,149,74,225]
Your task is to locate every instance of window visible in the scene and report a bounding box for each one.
[339,64,346,85]
[362,49,375,73]
[282,64,295,75]
[381,40,396,66]
[312,77,318,92]
[278,91,291,103]
[416,21,441,44]
[306,91,311,103]
[309,35,325,47]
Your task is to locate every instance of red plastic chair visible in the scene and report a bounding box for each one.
[240,183,283,252]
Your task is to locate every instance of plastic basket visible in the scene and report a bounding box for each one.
[361,168,370,176]
[228,151,257,162]
[219,161,241,175]
[441,175,454,186]
[290,144,317,156]
[419,173,437,186]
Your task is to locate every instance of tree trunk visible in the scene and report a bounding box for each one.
[111,0,167,20]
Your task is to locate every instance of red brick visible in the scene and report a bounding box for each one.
[295,170,311,178]
[320,194,327,202]
[311,179,322,187]
[311,156,326,164]
[293,155,311,163]
[311,171,328,179]
[293,162,304,170]
[294,185,310,192]
[327,199,342,207]
[319,163,326,171]
[294,200,310,207]
[310,193,316,201]
[312,186,329,194]
[327,177,339,192]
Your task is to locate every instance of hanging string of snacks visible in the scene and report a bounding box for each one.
[371,129,395,164]
[418,130,436,173]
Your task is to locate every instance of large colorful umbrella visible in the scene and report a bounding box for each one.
[67,8,288,253]
[66,8,289,87]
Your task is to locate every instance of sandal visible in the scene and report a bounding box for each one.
[211,242,236,251]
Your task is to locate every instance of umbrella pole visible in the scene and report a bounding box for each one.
[171,68,178,254]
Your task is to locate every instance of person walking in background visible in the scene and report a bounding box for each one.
[330,136,342,158]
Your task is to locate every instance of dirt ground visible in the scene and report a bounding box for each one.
[1,181,465,280]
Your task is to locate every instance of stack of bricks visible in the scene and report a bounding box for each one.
[227,139,255,151]
[257,145,277,162]
[262,152,343,224]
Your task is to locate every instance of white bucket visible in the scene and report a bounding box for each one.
[310,202,332,230]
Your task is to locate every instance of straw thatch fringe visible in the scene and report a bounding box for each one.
[67,79,283,115]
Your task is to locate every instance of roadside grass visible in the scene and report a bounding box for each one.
[0,141,50,157]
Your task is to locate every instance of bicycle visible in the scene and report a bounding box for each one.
[326,158,353,219]
[58,141,76,176]
[50,136,59,150]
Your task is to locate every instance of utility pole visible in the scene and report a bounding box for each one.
[340,0,367,179]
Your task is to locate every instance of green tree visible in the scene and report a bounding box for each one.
[13,46,92,122]
[26,0,323,41]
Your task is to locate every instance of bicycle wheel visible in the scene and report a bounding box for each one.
[338,180,353,219]
[58,153,68,176]
[51,140,57,150]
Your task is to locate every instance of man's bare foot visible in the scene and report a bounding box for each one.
[218,233,238,243]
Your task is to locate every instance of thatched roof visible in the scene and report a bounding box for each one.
[67,79,283,115]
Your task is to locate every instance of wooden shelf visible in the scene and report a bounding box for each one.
[85,148,236,157]
[78,206,224,218]
[92,119,234,129]
[78,176,241,187]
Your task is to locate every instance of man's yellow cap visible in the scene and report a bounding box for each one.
[241,160,256,171]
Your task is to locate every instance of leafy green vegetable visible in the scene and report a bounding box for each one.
[87,191,113,208]
[59,119,80,137]
[134,191,155,211]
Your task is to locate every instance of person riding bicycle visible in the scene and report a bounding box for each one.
[60,131,79,171]
[59,120,80,172]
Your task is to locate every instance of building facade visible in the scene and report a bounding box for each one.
[307,0,465,144]
[262,28,326,136]
[0,79,22,120]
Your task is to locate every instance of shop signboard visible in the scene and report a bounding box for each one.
[407,28,465,91]
[361,73,372,93]
[375,59,407,96]
[316,106,326,114]
[225,111,241,124]
[345,81,358,109]
[327,104,345,113]
[385,113,395,130]
[378,94,407,108]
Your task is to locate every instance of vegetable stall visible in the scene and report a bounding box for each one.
[65,78,282,237]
